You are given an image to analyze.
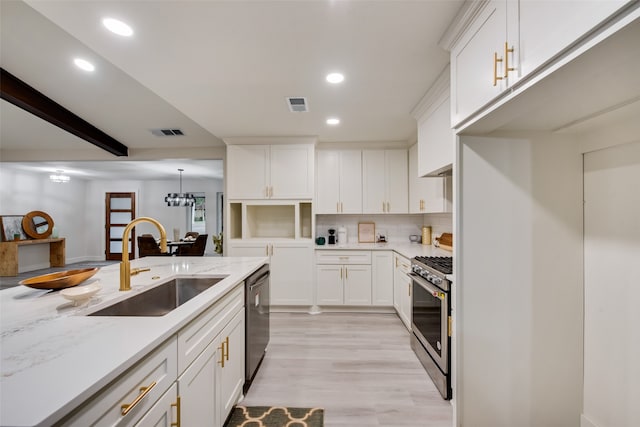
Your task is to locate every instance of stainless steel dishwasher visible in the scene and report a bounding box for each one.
[244,263,270,392]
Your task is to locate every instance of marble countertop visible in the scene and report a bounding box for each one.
[315,242,454,280]
[0,256,267,427]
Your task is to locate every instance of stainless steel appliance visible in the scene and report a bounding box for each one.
[410,256,452,400]
[244,264,270,392]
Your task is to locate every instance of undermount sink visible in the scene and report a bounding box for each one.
[89,276,227,317]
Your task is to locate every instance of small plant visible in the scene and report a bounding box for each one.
[212,232,223,255]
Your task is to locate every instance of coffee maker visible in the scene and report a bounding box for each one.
[328,228,336,244]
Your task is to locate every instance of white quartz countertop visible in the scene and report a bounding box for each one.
[315,242,454,280]
[0,256,268,427]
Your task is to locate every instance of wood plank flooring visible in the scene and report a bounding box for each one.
[242,312,452,427]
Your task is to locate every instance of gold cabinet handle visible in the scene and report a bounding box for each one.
[337,202,340,213]
[387,202,390,212]
[345,267,348,279]
[224,336,230,361]
[270,186,274,198]
[217,342,225,368]
[265,245,269,256]
[121,381,157,416]
[504,42,515,78]
[408,282,411,297]
[448,316,453,337]
[265,186,269,198]
[171,396,181,427]
[395,257,399,268]
[340,267,343,279]
[340,202,343,213]
[493,52,503,86]
[382,201,386,212]
[270,244,274,256]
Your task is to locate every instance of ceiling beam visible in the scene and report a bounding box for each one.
[0,67,128,157]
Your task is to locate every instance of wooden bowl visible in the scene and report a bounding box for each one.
[19,268,99,290]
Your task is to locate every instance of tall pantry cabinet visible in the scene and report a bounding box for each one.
[225,138,316,307]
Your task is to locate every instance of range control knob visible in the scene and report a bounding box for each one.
[433,277,443,286]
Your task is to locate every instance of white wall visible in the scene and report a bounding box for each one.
[0,166,223,270]
[457,132,584,427]
[582,141,640,427]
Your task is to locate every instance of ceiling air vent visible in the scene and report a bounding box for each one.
[151,128,185,137]
[286,97,309,112]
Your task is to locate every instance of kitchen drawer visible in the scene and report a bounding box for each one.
[177,285,244,374]
[316,250,371,265]
[394,254,411,274]
[61,337,178,427]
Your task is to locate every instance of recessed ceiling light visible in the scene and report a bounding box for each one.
[326,73,345,84]
[326,118,340,125]
[102,17,133,37]
[73,58,95,72]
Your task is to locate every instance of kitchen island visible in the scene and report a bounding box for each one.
[0,256,267,427]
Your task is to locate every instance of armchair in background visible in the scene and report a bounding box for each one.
[137,234,166,258]
[176,234,207,256]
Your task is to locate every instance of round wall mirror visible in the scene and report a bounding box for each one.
[22,211,54,239]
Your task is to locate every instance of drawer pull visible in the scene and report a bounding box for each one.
[121,381,157,416]
[218,343,225,368]
[171,396,181,427]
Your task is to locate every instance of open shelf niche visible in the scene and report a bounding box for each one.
[228,201,314,240]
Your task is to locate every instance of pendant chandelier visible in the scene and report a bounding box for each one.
[165,168,195,207]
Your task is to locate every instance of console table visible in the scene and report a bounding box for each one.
[0,238,65,276]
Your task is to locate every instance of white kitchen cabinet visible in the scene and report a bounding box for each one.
[61,338,178,427]
[371,251,393,306]
[217,309,245,426]
[448,0,631,127]
[178,340,218,427]
[450,0,514,126]
[177,289,244,427]
[362,149,408,214]
[518,0,627,78]
[316,150,362,214]
[229,241,313,306]
[409,143,451,214]
[416,92,454,177]
[227,144,314,199]
[393,254,412,330]
[316,251,372,306]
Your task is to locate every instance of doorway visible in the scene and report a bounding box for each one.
[105,192,136,261]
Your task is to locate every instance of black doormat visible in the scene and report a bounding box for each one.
[224,406,324,427]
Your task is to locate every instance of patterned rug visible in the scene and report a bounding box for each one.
[225,406,324,427]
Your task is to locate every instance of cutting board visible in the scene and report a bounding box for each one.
[437,233,453,251]
[438,233,453,247]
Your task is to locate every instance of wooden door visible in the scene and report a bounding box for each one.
[105,192,135,261]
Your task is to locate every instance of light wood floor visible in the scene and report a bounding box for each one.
[242,312,452,427]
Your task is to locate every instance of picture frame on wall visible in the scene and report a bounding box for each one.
[358,222,375,243]
[0,216,28,241]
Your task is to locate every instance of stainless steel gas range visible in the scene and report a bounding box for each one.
[409,256,452,400]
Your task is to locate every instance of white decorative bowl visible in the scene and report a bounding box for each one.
[60,281,102,306]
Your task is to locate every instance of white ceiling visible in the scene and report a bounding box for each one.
[0,0,464,179]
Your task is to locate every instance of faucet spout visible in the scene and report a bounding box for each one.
[120,217,168,291]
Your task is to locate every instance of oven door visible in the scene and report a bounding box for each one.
[410,273,449,373]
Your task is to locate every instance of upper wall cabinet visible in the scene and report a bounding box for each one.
[413,66,454,177]
[226,142,315,200]
[316,150,362,214]
[362,149,408,214]
[445,0,631,127]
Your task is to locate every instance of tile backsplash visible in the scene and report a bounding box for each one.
[316,213,452,243]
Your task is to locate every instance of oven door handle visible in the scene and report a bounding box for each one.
[408,272,441,295]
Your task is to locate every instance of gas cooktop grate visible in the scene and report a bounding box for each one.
[413,256,453,275]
